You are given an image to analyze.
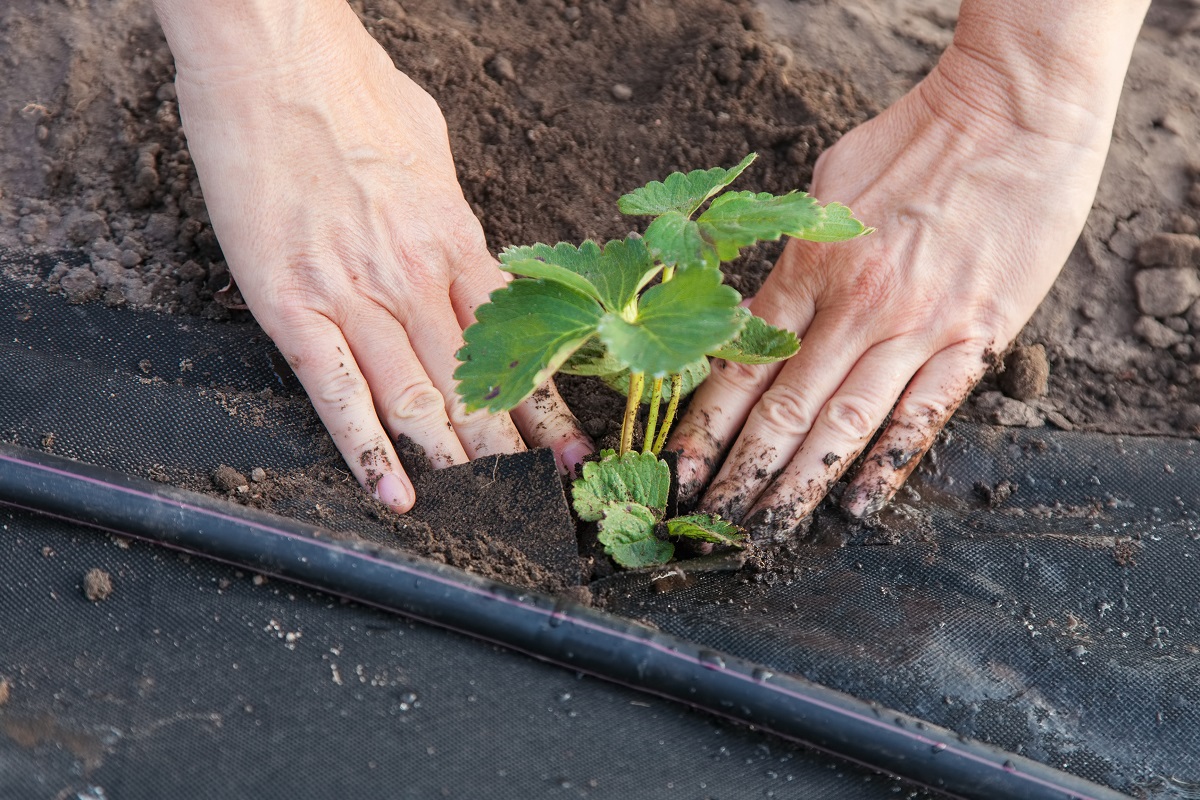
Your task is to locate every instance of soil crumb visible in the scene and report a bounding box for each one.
[82,568,113,602]
[211,464,249,493]
[0,676,10,706]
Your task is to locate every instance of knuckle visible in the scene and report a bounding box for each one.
[310,361,370,409]
[894,393,951,428]
[385,380,448,426]
[821,394,880,443]
[710,358,774,394]
[754,383,817,438]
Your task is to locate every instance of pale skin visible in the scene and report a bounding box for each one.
[152,0,1149,524]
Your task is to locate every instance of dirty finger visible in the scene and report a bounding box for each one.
[841,341,989,519]
[273,314,414,513]
[694,312,877,521]
[740,337,927,537]
[345,304,470,470]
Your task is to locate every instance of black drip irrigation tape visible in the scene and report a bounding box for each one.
[0,441,1131,800]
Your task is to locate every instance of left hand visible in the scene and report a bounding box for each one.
[667,38,1118,536]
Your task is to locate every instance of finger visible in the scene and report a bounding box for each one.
[668,358,783,502]
[741,337,927,536]
[449,264,593,473]
[693,309,879,522]
[344,304,469,469]
[393,278,526,461]
[669,267,818,502]
[510,380,596,476]
[841,342,988,519]
[275,314,414,513]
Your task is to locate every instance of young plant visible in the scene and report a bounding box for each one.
[454,153,871,568]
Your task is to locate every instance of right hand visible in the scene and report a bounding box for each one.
[158,0,594,511]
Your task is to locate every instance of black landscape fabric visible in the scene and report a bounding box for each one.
[2,251,1198,798]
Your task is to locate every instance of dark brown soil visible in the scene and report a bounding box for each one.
[197,446,579,594]
[3,0,1200,592]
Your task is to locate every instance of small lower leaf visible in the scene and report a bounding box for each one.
[606,536,675,569]
[598,503,657,544]
[666,514,747,546]
[597,503,674,568]
[572,451,670,522]
[707,309,800,364]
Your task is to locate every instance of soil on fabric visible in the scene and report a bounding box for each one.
[2,0,1200,591]
[182,449,581,595]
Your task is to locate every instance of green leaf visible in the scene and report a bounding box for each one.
[606,537,675,567]
[572,451,670,522]
[642,211,718,270]
[600,358,711,404]
[618,153,757,218]
[598,266,742,377]
[697,191,872,261]
[559,337,626,378]
[707,309,800,364]
[666,514,747,546]
[500,238,659,314]
[455,279,602,413]
[499,258,602,303]
[599,502,657,542]
[596,502,673,568]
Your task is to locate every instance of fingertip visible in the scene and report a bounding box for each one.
[557,438,595,478]
[375,472,415,514]
[841,482,890,520]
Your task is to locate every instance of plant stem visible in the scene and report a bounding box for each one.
[642,377,664,453]
[651,373,683,455]
[620,372,644,456]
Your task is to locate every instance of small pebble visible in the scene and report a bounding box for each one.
[83,568,113,602]
[1134,267,1200,317]
[1134,315,1184,348]
[250,467,267,483]
[611,83,633,101]
[487,54,516,83]
[563,6,580,21]
[1136,232,1200,269]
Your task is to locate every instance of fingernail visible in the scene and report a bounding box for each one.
[842,486,886,519]
[375,472,413,512]
[559,440,594,478]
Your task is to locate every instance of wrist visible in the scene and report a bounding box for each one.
[925,0,1149,150]
[152,0,360,80]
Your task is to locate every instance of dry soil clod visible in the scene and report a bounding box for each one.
[83,568,113,602]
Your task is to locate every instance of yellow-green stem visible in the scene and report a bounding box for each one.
[662,265,675,282]
[642,377,664,454]
[651,373,683,455]
[620,372,645,455]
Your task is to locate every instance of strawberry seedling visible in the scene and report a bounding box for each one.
[455,153,871,568]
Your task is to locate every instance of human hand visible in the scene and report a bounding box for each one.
[155,0,593,512]
[669,1,1147,536]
